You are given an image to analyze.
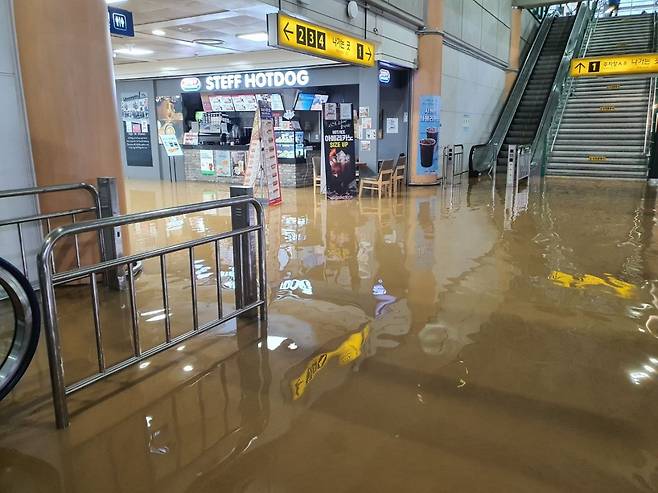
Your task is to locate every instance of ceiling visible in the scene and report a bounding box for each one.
[109,0,281,65]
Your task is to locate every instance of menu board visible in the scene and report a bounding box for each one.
[208,95,235,112]
[232,95,258,111]
[257,93,285,111]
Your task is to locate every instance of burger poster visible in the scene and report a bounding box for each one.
[322,103,357,199]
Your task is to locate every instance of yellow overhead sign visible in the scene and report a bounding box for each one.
[570,53,658,77]
[267,13,376,67]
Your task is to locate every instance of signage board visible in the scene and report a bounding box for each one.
[180,70,310,92]
[379,68,391,83]
[108,6,134,37]
[570,53,658,77]
[412,95,441,184]
[267,13,375,67]
[323,102,357,199]
[160,135,184,157]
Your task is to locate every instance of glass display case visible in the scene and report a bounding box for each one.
[275,130,305,162]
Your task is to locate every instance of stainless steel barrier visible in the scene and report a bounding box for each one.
[442,145,466,184]
[0,182,105,280]
[37,196,267,428]
[504,145,532,229]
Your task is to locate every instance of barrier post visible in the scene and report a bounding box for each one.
[230,186,258,318]
[97,177,125,290]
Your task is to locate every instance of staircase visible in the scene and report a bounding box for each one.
[547,14,655,178]
[498,16,575,170]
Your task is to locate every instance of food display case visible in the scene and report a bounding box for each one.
[275,130,305,162]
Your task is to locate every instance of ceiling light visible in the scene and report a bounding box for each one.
[183,365,194,372]
[106,0,127,3]
[152,29,166,36]
[114,47,154,56]
[193,38,226,47]
[161,67,178,71]
[238,32,269,42]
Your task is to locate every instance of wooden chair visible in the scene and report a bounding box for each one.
[312,156,322,192]
[359,159,395,198]
[393,154,406,195]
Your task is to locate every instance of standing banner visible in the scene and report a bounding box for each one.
[322,102,357,199]
[411,95,441,185]
[243,109,262,187]
[243,100,282,206]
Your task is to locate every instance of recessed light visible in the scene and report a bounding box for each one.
[237,32,268,42]
[161,67,178,71]
[152,29,166,36]
[114,47,154,56]
[183,365,194,372]
[193,38,225,47]
[106,0,127,3]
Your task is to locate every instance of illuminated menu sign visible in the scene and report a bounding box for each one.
[180,70,310,92]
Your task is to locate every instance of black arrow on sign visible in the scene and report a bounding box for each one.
[574,62,586,73]
[283,22,293,41]
[366,47,372,60]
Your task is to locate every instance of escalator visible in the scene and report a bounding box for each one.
[0,257,40,401]
[499,16,574,169]
[471,4,593,174]
[546,14,656,178]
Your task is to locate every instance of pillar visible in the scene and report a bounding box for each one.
[409,1,443,185]
[13,0,126,216]
[505,8,523,95]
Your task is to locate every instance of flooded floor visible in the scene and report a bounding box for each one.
[1,176,658,492]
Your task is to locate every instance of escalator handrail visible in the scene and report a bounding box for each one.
[531,2,594,165]
[0,256,40,401]
[470,13,556,173]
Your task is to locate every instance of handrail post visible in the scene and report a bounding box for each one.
[37,240,69,429]
[97,177,124,290]
[230,186,259,319]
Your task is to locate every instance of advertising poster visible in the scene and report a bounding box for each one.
[156,95,183,139]
[415,95,441,182]
[243,101,283,206]
[200,150,214,175]
[259,101,283,206]
[323,102,357,199]
[215,150,232,177]
[120,92,152,167]
[160,134,184,157]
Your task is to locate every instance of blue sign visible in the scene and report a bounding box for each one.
[108,6,134,37]
[416,95,441,177]
[378,68,391,84]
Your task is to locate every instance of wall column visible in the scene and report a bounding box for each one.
[13,0,126,216]
[505,7,523,95]
[409,1,443,185]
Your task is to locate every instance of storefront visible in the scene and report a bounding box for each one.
[116,63,412,188]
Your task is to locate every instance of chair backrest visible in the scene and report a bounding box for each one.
[395,154,407,170]
[378,159,396,179]
[312,156,321,177]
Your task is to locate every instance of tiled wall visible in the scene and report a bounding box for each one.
[441,0,539,162]
[440,46,507,160]
[443,0,513,63]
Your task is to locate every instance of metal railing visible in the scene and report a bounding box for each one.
[0,183,105,280]
[470,14,556,173]
[442,144,465,183]
[543,1,602,169]
[37,196,267,428]
[532,2,594,168]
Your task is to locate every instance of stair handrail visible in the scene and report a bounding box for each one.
[532,2,596,169]
[543,1,602,168]
[470,14,556,173]
[643,12,658,156]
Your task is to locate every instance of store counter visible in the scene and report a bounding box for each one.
[182,144,315,188]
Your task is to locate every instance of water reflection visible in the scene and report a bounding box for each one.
[1,177,658,492]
